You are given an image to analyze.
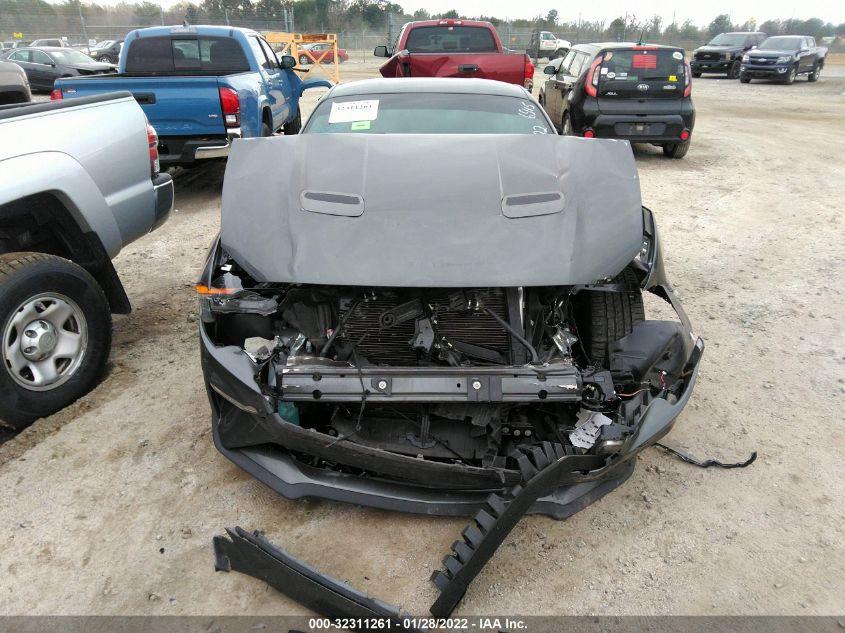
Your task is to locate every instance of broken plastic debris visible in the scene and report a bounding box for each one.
[243,336,276,362]
[569,410,613,449]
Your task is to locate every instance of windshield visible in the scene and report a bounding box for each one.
[758,36,802,51]
[405,26,497,53]
[598,48,687,99]
[707,34,748,46]
[304,93,553,134]
[93,40,115,50]
[49,49,97,64]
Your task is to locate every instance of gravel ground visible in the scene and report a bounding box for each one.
[1,56,843,617]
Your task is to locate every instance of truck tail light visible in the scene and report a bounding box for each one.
[680,129,690,141]
[524,56,534,88]
[583,128,596,138]
[683,60,692,97]
[147,123,160,177]
[585,55,602,98]
[50,89,62,101]
[219,87,240,127]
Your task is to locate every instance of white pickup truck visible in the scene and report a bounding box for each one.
[527,30,571,60]
[0,92,173,427]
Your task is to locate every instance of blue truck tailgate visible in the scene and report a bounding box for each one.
[58,75,229,136]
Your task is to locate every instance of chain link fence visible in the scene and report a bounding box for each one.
[2,10,839,55]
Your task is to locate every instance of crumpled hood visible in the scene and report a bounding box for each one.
[220,133,643,287]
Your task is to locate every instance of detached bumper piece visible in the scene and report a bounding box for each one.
[214,527,421,632]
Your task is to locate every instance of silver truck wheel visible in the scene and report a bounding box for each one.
[0,253,111,429]
[3,292,88,390]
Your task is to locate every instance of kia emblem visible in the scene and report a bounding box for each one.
[637,83,649,91]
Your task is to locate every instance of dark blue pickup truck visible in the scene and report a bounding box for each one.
[53,25,331,166]
[740,35,827,84]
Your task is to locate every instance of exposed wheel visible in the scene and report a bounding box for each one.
[298,54,309,65]
[692,71,701,78]
[572,268,645,368]
[283,109,301,135]
[0,253,111,429]
[261,121,273,137]
[808,64,820,82]
[728,60,741,79]
[100,54,114,64]
[740,72,751,83]
[663,139,690,159]
[783,65,797,84]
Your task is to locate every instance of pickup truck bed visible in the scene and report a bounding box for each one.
[0,92,173,426]
[377,19,534,91]
[54,25,331,167]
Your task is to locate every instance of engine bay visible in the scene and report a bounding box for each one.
[201,256,694,477]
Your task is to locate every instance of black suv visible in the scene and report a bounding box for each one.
[539,42,695,158]
[691,32,766,78]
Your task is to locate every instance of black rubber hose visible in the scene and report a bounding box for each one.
[483,306,539,363]
[319,300,360,358]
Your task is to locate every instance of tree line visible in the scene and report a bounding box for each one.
[2,0,843,44]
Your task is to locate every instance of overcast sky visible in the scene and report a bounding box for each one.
[398,0,843,26]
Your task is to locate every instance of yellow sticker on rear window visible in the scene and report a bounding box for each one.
[669,75,677,82]
[350,121,371,131]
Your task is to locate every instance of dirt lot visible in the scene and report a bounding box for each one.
[2,55,844,617]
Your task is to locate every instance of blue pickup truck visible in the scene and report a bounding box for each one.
[53,25,331,166]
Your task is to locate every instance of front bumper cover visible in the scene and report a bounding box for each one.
[201,285,702,520]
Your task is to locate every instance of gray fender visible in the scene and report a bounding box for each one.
[0,152,123,257]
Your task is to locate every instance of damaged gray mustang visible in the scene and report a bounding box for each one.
[202,79,704,622]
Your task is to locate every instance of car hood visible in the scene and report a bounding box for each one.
[747,49,796,58]
[696,45,742,53]
[220,134,643,287]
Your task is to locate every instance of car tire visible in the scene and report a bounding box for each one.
[299,54,309,65]
[573,267,645,368]
[692,71,701,78]
[783,65,797,84]
[740,72,751,83]
[663,139,690,159]
[283,109,301,135]
[0,253,111,429]
[807,63,820,82]
[728,60,741,79]
[261,121,273,137]
[100,55,114,64]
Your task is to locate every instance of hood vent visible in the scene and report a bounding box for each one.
[501,192,564,218]
[300,190,364,217]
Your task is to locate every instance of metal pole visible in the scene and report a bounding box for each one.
[225,8,230,26]
[78,4,89,43]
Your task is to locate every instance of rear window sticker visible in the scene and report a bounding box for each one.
[329,100,379,123]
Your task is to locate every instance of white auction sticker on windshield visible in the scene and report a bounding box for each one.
[329,100,379,123]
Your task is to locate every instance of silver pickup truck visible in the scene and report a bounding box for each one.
[0,92,173,427]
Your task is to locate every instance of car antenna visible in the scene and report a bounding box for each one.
[636,28,646,46]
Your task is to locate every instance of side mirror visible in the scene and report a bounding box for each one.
[373,45,389,58]
[543,65,556,75]
[279,55,296,69]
